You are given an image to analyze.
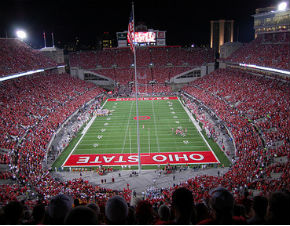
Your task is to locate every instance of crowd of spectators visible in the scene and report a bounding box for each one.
[1,35,290,224]
[168,67,290,203]
[70,46,214,69]
[0,39,58,77]
[48,99,101,163]
[183,95,227,153]
[0,153,10,164]
[224,32,290,70]
[131,84,171,96]
[69,46,214,84]
[0,71,134,208]
[0,186,289,224]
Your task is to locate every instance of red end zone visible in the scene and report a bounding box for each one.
[63,151,219,167]
[107,97,178,101]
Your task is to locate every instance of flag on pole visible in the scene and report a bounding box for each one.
[127,10,135,52]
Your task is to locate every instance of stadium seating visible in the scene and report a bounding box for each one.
[0,39,58,77]
[0,34,289,225]
[224,32,290,70]
[180,68,290,202]
[0,71,133,207]
[0,153,10,165]
[69,51,97,68]
[131,84,171,95]
[69,46,214,84]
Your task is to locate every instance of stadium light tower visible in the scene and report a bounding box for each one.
[16,30,27,40]
[278,2,288,11]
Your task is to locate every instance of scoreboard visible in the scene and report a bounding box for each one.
[117,30,166,47]
[134,32,156,43]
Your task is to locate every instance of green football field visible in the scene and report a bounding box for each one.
[55,97,227,168]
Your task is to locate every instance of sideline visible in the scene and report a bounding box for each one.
[62,99,108,167]
[177,97,220,163]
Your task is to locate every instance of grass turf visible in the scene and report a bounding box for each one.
[52,97,230,168]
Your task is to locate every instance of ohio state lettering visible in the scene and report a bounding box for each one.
[64,151,219,167]
[107,97,177,102]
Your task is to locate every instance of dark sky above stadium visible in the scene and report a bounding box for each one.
[0,0,281,48]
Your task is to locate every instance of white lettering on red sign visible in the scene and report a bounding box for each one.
[66,151,217,167]
[128,155,138,162]
[175,154,189,161]
[152,154,167,162]
[115,156,126,163]
[89,156,102,163]
[189,154,204,161]
[76,157,90,164]
[103,156,115,163]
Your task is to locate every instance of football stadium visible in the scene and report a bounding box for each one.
[0,0,290,224]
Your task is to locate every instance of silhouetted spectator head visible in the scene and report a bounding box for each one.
[65,206,98,225]
[87,202,100,223]
[87,202,100,216]
[233,204,246,218]
[105,195,128,224]
[208,187,238,224]
[195,202,210,224]
[32,204,46,224]
[127,206,137,225]
[47,194,72,224]
[253,195,268,218]
[247,195,268,224]
[3,201,24,224]
[267,191,290,224]
[135,200,153,224]
[172,187,194,224]
[210,187,234,214]
[158,204,170,221]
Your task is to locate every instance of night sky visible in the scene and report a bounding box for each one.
[0,0,281,49]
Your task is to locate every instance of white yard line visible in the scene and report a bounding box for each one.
[121,100,134,153]
[148,128,151,155]
[151,100,161,152]
[129,127,132,155]
[62,99,108,167]
[177,97,220,163]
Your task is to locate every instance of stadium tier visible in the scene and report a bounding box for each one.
[183,67,290,190]
[69,46,214,84]
[223,32,290,70]
[0,39,59,77]
[0,71,132,207]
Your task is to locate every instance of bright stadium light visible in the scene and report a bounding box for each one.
[278,2,288,11]
[16,30,27,40]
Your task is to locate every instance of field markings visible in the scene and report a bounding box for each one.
[177,97,220,163]
[151,99,161,152]
[76,145,208,152]
[121,100,134,154]
[62,99,108,167]
[62,97,218,166]
[82,134,203,139]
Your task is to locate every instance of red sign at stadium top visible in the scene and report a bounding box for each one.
[107,97,178,101]
[63,151,219,167]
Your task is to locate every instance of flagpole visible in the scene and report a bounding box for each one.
[52,32,55,47]
[43,32,47,48]
[132,2,142,173]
